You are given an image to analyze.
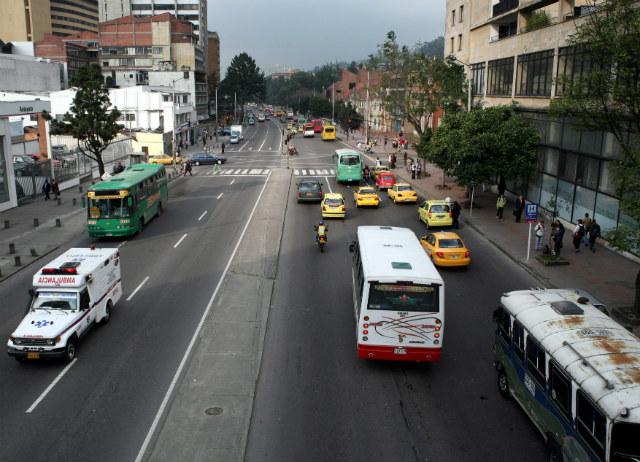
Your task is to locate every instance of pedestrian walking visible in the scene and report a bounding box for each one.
[416,161,422,179]
[582,213,593,246]
[384,136,388,147]
[572,219,585,252]
[411,162,417,179]
[514,194,525,223]
[51,179,60,200]
[387,153,393,166]
[42,178,51,200]
[451,201,461,229]
[183,159,193,176]
[403,151,408,166]
[588,219,601,252]
[496,194,506,220]
[534,219,545,251]
[391,153,397,169]
[221,142,225,154]
[375,157,381,168]
[552,220,565,256]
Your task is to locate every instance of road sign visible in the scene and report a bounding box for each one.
[525,203,538,223]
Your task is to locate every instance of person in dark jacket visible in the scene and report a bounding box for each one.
[514,194,525,223]
[588,219,601,252]
[451,201,461,229]
[51,179,60,199]
[42,178,51,200]
[552,220,565,256]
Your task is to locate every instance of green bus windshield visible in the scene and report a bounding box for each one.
[89,197,132,219]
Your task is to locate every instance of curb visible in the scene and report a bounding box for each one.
[0,244,61,283]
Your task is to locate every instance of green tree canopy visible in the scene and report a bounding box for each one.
[219,53,266,111]
[64,64,121,176]
[426,106,539,188]
[370,31,467,137]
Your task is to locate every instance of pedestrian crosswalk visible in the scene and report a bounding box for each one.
[293,168,335,177]
[189,167,337,177]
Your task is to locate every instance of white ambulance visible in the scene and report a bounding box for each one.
[7,248,122,363]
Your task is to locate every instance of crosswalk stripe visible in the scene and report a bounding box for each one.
[223,170,234,175]
[294,169,300,175]
[241,169,248,174]
[330,169,335,175]
[262,169,270,175]
[308,169,315,175]
[302,169,307,175]
[249,169,263,175]
[233,169,242,174]
[318,169,328,175]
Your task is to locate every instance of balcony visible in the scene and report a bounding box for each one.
[492,0,519,17]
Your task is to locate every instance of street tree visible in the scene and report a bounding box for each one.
[370,31,466,138]
[427,106,539,188]
[64,64,121,177]
[219,53,266,110]
[550,0,640,312]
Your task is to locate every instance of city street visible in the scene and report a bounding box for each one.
[1,119,547,461]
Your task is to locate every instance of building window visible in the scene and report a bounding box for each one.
[471,62,486,96]
[515,50,554,97]
[487,57,514,96]
[556,46,596,96]
[576,391,606,460]
[450,37,455,54]
[458,34,463,51]
[451,9,456,25]
[459,5,464,22]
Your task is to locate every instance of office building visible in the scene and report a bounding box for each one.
[444,0,631,234]
[0,0,52,43]
[50,0,99,36]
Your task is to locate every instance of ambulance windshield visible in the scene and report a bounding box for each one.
[33,292,78,311]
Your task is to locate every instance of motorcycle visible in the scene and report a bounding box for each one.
[288,145,298,156]
[317,234,327,252]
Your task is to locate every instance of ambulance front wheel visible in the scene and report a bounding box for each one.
[64,339,77,363]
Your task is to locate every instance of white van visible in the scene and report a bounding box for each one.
[7,248,122,363]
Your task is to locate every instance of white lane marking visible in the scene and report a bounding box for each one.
[230,179,235,185]
[173,233,188,249]
[325,176,333,193]
[233,169,242,174]
[126,276,150,301]
[134,172,273,462]
[330,169,335,175]
[217,192,224,200]
[26,358,78,413]
[118,240,128,248]
[258,138,266,151]
[198,211,208,221]
[268,147,272,150]
[262,169,270,175]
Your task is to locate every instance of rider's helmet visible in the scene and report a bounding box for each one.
[319,220,324,226]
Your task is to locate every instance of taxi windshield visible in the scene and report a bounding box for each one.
[360,188,375,195]
[33,291,78,311]
[325,198,343,206]
[397,185,412,191]
[438,239,464,248]
[430,204,450,213]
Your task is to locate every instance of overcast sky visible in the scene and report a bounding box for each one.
[208,0,446,77]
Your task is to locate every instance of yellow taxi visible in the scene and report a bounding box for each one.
[419,232,471,267]
[148,154,182,165]
[287,122,294,131]
[321,125,336,141]
[387,183,417,204]
[353,186,380,208]
[297,124,304,133]
[418,199,453,229]
[321,193,346,218]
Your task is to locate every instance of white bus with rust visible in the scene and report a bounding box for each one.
[349,226,445,362]
[494,288,640,462]
[7,248,122,363]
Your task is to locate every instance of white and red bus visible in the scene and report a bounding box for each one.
[349,226,445,362]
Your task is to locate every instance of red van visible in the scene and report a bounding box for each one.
[375,171,396,190]
[312,119,324,134]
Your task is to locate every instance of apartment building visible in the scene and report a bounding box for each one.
[0,0,52,43]
[207,31,220,85]
[35,32,99,81]
[445,0,630,234]
[98,0,207,74]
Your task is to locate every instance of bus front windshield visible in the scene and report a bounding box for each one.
[89,197,132,219]
[367,283,440,312]
[340,155,360,166]
[33,291,78,311]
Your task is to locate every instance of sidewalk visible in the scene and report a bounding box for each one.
[341,135,639,324]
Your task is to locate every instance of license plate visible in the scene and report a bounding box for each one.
[450,254,459,259]
[106,233,113,237]
[27,352,40,359]
[394,347,407,355]
[306,193,314,197]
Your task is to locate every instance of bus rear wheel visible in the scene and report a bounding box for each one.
[157,202,163,217]
[546,440,562,462]
[497,370,510,398]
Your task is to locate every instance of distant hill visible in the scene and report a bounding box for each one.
[417,36,444,57]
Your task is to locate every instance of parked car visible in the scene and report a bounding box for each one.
[190,153,226,166]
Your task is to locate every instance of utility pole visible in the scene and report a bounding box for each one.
[215,87,218,140]
[331,84,335,124]
[234,92,237,123]
[365,70,370,143]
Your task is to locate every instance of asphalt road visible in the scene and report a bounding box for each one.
[244,121,548,462]
[0,118,547,461]
[0,121,279,461]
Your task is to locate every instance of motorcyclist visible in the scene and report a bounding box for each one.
[314,221,328,242]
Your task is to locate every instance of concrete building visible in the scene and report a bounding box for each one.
[0,0,52,43]
[50,0,99,36]
[35,33,99,81]
[98,0,207,74]
[0,54,66,92]
[444,0,630,234]
[148,70,207,123]
[0,94,51,212]
[207,31,220,84]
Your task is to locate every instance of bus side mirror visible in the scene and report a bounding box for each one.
[127,197,133,206]
[348,242,355,253]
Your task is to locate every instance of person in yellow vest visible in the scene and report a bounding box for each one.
[496,194,507,220]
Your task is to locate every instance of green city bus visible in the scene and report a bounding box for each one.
[87,163,168,237]
[333,149,363,184]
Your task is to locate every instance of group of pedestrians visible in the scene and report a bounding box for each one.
[41,178,60,201]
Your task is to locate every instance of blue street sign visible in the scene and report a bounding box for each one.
[525,203,538,223]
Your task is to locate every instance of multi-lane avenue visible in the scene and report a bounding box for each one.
[0,118,547,461]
